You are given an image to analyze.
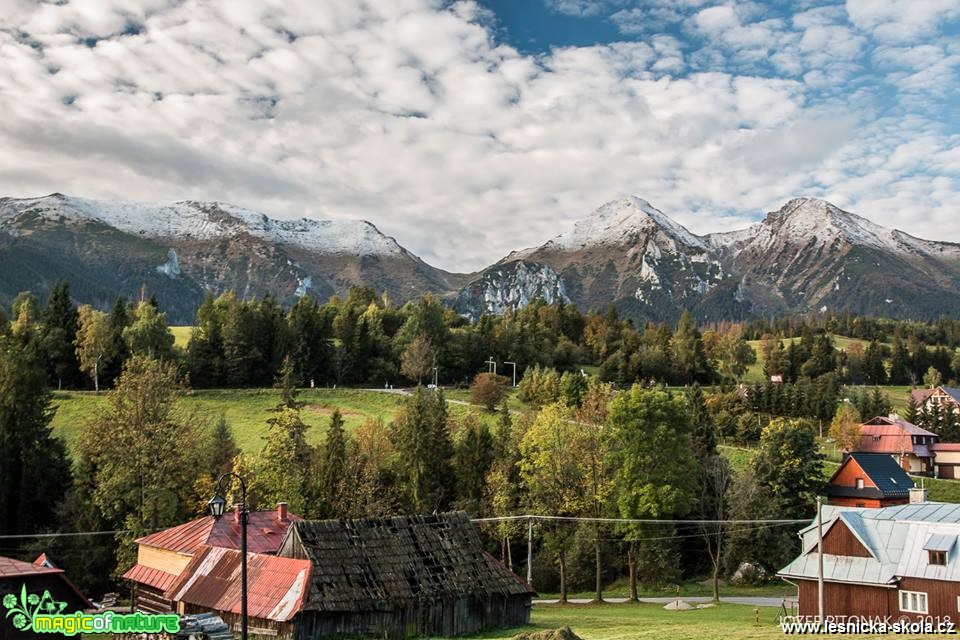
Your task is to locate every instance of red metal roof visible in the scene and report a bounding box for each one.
[122,563,179,592]
[164,546,311,622]
[0,555,60,578]
[862,416,937,437]
[932,442,960,452]
[137,509,302,556]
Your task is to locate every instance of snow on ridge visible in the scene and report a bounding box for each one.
[552,196,709,251]
[4,194,403,257]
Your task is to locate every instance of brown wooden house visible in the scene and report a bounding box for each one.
[911,386,960,416]
[123,503,300,614]
[825,452,914,508]
[779,502,960,620]
[277,512,534,639]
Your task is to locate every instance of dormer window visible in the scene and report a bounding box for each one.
[930,550,947,565]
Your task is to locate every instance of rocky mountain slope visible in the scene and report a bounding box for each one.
[456,196,960,322]
[0,194,468,323]
[3,192,960,324]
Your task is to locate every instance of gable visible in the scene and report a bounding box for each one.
[810,519,873,558]
[829,457,878,490]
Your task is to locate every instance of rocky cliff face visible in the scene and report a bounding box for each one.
[0,194,467,323]
[456,196,960,322]
[453,260,569,320]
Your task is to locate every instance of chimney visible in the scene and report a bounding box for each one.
[909,487,928,504]
[277,502,288,521]
[233,504,241,523]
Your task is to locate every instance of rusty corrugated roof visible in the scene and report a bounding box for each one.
[164,546,311,622]
[137,510,302,555]
[122,563,179,592]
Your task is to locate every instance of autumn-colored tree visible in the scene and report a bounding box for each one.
[828,403,862,453]
[122,301,175,360]
[470,372,508,411]
[256,408,313,516]
[400,332,434,383]
[75,305,110,392]
[76,357,203,576]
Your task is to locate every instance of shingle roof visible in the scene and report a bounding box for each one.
[846,452,914,497]
[283,512,533,613]
[779,502,960,587]
[164,546,312,622]
[137,510,302,555]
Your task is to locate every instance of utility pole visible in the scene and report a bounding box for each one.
[504,361,517,387]
[432,366,438,387]
[527,516,533,588]
[816,496,824,623]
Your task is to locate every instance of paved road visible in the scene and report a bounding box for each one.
[532,596,790,608]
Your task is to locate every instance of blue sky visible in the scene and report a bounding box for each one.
[1,1,958,271]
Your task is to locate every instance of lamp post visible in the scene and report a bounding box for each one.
[504,361,517,387]
[208,473,248,640]
[486,356,496,374]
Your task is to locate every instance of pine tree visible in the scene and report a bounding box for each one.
[99,297,131,388]
[275,354,300,409]
[453,415,494,515]
[257,408,313,515]
[0,334,72,534]
[389,387,455,512]
[315,410,347,518]
[41,281,82,389]
[888,338,911,385]
[904,393,921,425]
[863,340,887,385]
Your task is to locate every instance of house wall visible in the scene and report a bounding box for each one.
[292,594,531,640]
[137,544,192,575]
[832,460,877,489]
[896,577,960,620]
[826,496,896,509]
[133,584,173,615]
[796,579,895,619]
[817,521,872,557]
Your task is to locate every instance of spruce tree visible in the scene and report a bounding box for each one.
[315,410,347,518]
[100,297,131,388]
[41,281,81,389]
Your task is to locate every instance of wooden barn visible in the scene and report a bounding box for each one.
[778,501,960,620]
[277,512,534,639]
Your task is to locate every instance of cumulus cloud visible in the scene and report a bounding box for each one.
[0,0,958,271]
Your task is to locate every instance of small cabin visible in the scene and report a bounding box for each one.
[825,452,915,508]
[277,512,534,639]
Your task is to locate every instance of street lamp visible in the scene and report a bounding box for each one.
[208,473,248,640]
[504,361,517,387]
[486,356,496,374]
[432,366,439,388]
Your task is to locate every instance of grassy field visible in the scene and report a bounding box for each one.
[476,603,801,640]
[50,388,407,453]
[170,325,191,349]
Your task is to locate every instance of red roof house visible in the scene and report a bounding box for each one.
[164,545,311,637]
[124,503,300,614]
[857,416,938,475]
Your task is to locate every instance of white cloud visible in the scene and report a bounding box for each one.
[0,0,958,271]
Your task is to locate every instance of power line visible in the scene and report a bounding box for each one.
[471,514,809,525]
[0,528,163,541]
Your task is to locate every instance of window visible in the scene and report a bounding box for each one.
[873,436,881,442]
[855,502,866,508]
[900,590,928,614]
[855,478,864,489]
[929,550,947,565]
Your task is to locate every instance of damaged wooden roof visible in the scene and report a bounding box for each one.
[283,512,533,612]
[136,509,302,555]
[164,545,312,622]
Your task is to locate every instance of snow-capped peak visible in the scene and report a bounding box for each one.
[759,197,907,252]
[550,196,708,251]
[1,194,404,257]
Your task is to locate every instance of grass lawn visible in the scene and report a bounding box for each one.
[534,577,793,601]
[50,388,406,454]
[476,602,797,640]
[170,325,192,349]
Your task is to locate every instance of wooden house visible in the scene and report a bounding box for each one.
[123,503,300,614]
[825,452,915,508]
[911,386,960,416]
[857,416,939,475]
[0,555,91,639]
[164,545,311,638]
[779,501,960,620]
[277,512,534,639]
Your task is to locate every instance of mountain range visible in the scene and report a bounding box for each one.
[2,193,959,324]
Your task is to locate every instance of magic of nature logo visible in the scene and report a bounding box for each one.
[3,584,180,636]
